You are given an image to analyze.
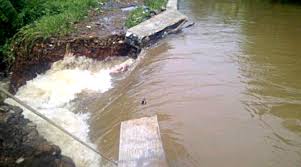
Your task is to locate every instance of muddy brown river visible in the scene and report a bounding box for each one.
[6,0,301,166]
[87,0,301,166]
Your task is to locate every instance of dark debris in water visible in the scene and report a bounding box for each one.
[141,98,147,105]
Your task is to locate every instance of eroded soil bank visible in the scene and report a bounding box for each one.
[10,34,139,93]
[9,0,144,93]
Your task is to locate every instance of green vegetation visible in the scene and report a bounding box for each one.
[145,0,167,11]
[0,0,101,72]
[125,0,167,28]
[125,7,150,28]
[270,0,301,3]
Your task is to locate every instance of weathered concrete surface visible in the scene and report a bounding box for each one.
[118,115,167,167]
[166,0,178,10]
[125,9,188,48]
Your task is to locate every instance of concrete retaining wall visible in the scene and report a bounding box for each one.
[125,0,187,48]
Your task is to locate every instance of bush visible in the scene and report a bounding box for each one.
[0,0,101,71]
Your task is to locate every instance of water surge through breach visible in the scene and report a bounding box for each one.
[5,54,135,167]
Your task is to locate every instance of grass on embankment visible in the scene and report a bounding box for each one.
[0,0,102,70]
[125,0,167,28]
[17,0,101,39]
[125,7,150,28]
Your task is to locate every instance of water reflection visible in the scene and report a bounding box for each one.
[234,1,301,165]
[184,0,301,165]
[238,0,301,135]
[82,0,301,166]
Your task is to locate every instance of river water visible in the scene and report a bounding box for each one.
[6,0,301,166]
[89,0,301,166]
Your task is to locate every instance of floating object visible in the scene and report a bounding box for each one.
[141,98,147,105]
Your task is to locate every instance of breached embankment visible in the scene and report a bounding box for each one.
[10,35,139,94]
[1,0,142,166]
[4,55,135,167]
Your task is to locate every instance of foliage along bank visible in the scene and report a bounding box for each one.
[0,0,102,74]
[125,0,167,28]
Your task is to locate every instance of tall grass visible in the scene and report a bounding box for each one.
[15,0,100,45]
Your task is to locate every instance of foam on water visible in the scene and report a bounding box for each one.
[5,55,135,167]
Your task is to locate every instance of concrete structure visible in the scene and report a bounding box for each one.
[118,115,167,167]
[125,10,188,48]
[120,1,187,166]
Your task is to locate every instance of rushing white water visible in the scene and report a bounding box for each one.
[5,55,135,167]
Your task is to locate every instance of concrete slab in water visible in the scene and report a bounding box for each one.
[118,115,167,167]
[126,10,188,47]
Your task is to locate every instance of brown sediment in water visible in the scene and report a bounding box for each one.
[2,1,145,166]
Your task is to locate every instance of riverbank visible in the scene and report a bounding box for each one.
[9,0,145,93]
[0,102,75,167]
